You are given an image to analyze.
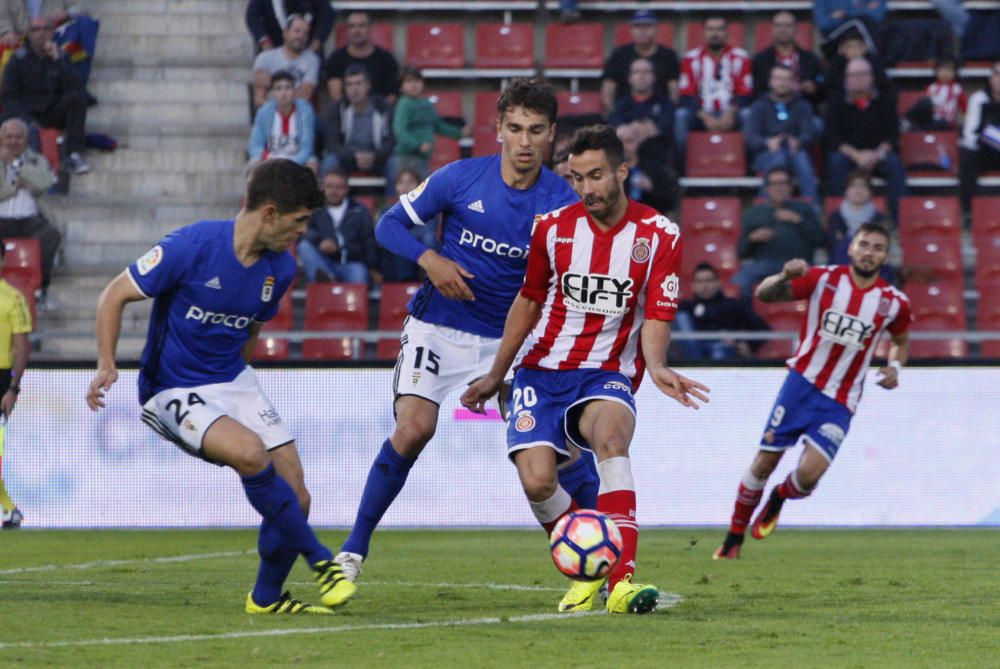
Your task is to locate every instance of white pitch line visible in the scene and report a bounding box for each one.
[0,550,252,576]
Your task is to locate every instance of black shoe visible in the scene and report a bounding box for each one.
[713,531,744,559]
[751,489,786,540]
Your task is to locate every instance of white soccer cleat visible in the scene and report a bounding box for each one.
[334,551,364,582]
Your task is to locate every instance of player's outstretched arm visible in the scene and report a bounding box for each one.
[641,319,710,410]
[460,295,541,414]
[755,258,810,303]
[87,271,146,411]
[877,330,909,389]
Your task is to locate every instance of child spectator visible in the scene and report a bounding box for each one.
[247,70,318,174]
[905,58,967,130]
[388,67,468,187]
[377,168,435,282]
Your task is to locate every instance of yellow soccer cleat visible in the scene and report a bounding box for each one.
[606,574,659,615]
[245,591,333,615]
[558,577,606,612]
[313,559,357,607]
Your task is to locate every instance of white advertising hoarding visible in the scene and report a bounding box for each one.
[4,368,999,527]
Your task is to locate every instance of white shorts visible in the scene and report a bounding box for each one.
[392,317,500,406]
[141,367,294,462]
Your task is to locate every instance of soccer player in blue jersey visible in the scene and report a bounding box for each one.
[336,79,600,595]
[85,159,355,614]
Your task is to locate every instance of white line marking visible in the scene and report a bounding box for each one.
[0,551,252,576]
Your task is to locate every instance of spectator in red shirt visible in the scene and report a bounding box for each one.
[904,58,967,130]
[675,15,753,168]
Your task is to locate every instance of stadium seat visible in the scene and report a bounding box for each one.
[753,20,814,51]
[685,132,746,177]
[1,237,42,294]
[545,23,604,69]
[335,22,394,51]
[905,278,965,323]
[303,282,368,360]
[899,197,963,279]
[2,275,35,324]
[896,89,924,118]
[472,126,499,157]
[823,196,887,218]
[613,22,674,47]
[908,315,968,359]
[679,197,741,235]
[429,137,461,172]
[252,288,293,361]
[377,282,421,359]
[752,298,807,360]
[38,127,60,172]
[474,91,499,131]
[679,228,739,293]
[971,196,1000,247]
[899,131,958,176]
[425,90,464,121]
[685,21,745,51]
[977,282,1000,357]
[474,23,534,69]
[900,233,963,279]
[556,91,602,118]
[899,196,961,237]
[406,23,465,69]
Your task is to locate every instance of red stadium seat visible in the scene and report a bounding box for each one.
[971,196,1000,247]
[376,282,421,359]
[556,91,602,118]
[474,23,534,69]
[896,89,924,118]
[613,22,675,47]
[977,282,1000,357]
[908,315,968,359]
[680,229,739,295]
[753,20,814,51]
[752,298,807,360]
[899,131,958,176]
[545,23,604,69]
[899,197,963,279]
[474,91,499,131]
[2,275,36,324]
[685,21,745,51]
[899,196,961,237]
[252,288,293,361]
[303,282,368,360]
[904,278,965,323]
[406,23,464,69]
[1,238,42,294]
[38,127,60,172]
[679,197,741,235]
[900,232,963,279]
[429,137,461,172]
[685,132,746,177]
[354,195,377,219]
[335,22,394,51]
[472,126,499,157]
[425,90,463,120]
[974,230,1000,287]
[823,196,887,219]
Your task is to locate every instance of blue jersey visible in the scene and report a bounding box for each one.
[128,219,296,404]
[395,154,576,337]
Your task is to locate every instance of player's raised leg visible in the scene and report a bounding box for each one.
[752,442,829,540]
[714,450,783,559]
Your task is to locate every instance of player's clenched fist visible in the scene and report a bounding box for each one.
[780,258,809,280]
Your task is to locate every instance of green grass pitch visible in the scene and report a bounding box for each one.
[0,528,996,668]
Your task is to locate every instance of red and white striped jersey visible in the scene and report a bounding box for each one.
[926,81,967,125]
[787,265,912,412]
[679,45,753,113]
[518,199,682,387]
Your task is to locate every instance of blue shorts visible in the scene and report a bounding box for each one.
[506,367,636,462]
[759,370,853,461]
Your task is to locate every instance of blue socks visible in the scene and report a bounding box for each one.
[242,462,331,572]
[342,439,416,557]
[251,519,298,606]
[558,451,600,510]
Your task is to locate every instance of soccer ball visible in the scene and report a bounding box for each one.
[549,510,623,581]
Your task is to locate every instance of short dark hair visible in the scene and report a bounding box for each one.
[399,66,423,84]
[0,239,5,259]
[344,63,371,82]
[933,57,958,71]
[854,221,891,243]
[764,166,793,183]
[245,159,323,213]
[270,70,295,87]
[323,166,349,183]
[394,167,421,186]
[693,262,718,277]
[704,14,727,26]
[552,148,569,165]
[567,125,625,168]
[845,170,872,189]
[497,78,558,124]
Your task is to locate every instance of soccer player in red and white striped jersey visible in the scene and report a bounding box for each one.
[714,223,911,559]
[462,126,709,614]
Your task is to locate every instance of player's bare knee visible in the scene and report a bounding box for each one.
[594,433,630,460]
[521,470,558,501]
[751,451,782,479]
[232,444,270,477]
[392,420,435,457]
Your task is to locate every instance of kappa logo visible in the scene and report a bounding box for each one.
[204,276,222,290]
[641,214,680,249]
[467,200,485,213]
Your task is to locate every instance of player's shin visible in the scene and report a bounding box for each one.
[596,457,637,589]
[251,518,299,607]
[341,439,416,557]
[730,469,767,534]
[241,462,332,566]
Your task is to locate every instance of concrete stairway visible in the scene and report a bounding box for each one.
[40,0,252,360]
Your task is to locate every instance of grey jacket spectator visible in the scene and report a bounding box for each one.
[321,65,394,176]
[745,94,817,154]
[245,0,334,53]
[250,14,320,109]
[324,11,400,103]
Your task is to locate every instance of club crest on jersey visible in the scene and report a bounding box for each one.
[631,238,651,263]
[261,276,275,302]
[877,296,892,317]
[514,410,535,432]
[562,272,634,316]
[819,309,874,349]
[136,245,163,276]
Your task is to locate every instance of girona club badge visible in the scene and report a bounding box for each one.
[261,276,275,302]
[631,238,651,263]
